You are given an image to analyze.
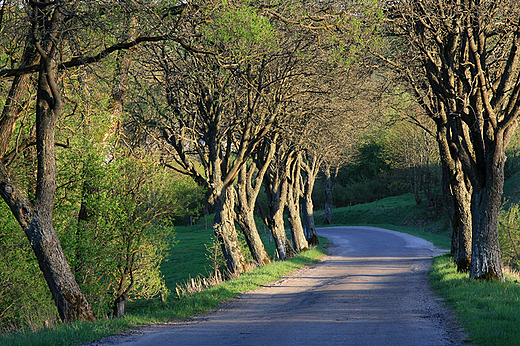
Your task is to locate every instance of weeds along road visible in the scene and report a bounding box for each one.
[88,226,469,346]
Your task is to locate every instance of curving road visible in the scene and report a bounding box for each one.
[87,226,469,346]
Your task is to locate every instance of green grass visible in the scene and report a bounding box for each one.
[315,193,449,233]
[429,255,520,345]
[5,187,520,346]
[314,193,452,250]
[158,214,280,295]
[0,236,326,346]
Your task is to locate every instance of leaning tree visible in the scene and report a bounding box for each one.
[0,0,192,322]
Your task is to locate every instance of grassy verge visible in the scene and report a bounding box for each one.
[429,255,520,345]
[5,189,520,346]
[313,192,520,345]
[0,240,326,346]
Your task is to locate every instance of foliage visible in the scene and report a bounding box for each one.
[0,243,327,346]
[55,149,172,317]
[0,205,57,333]
[200,1,277,55]
[499,203,520,272]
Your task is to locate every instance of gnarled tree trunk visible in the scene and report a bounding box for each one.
[214,183,247,275]
[323,163,335,225]
[235,163,271,265]
[439,139,472,273]
[286,154,308,252]
[301,152,321,245]
[263,167,292,261]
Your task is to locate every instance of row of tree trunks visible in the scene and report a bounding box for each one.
[384,1,520,280]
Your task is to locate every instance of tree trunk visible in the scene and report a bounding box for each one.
[451,178,472,273]
[28,211,96,323]
[286,155,308,252]
[264,174,292,261]
[112,293,128,318]
[300,152,320,245]
[286,182,309,252]
[235,208,271,265]
[441,157,472,273]
[271,202,291,261]
[437,124,472,272]
[0,57,96,323]
[302,166,319,245]
[302,192,318,245]
[214,184,247,275]
[236,164,271,265]
[323,163,333,225]
[470,149,506,281]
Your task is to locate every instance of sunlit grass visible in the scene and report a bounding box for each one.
[0,240,326,346]
[429,254,520,346]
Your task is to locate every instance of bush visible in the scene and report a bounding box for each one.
[0,204,58,332]
[499,203,520,271]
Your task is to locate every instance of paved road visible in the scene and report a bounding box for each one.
[88,226,469,346]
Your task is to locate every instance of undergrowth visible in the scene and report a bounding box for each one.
[0,244,326,346]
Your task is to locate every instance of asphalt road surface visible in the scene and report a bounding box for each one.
[87,226,469,346]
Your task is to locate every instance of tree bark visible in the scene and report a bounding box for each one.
[286,154,308,252]
[214,184,247,275]
[302,190,318,245]
[323,163,334,225]
[469,145,507,280]
[263,167,292,261]
[286,183,309,252]
[235,163,271,265]
[438,137,472,272]
[301,152,320,245]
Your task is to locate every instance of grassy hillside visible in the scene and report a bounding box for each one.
[314,193,452,249]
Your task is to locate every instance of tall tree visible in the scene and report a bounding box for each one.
[0,0,190,321]
[135,1,304,273]
[0,1,96,323]
[383,0,520,280]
